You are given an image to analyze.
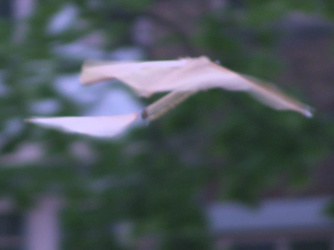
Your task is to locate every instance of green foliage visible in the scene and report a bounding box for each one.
[1,0,334,249]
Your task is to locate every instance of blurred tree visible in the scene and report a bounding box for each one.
[0,0,334,249]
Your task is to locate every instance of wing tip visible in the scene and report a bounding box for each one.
[303,108,313,118]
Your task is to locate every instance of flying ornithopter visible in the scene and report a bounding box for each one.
[27,56,312,137]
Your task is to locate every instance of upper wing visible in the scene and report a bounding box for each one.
[80,56,312,122]
[80,59,189,97]
[141,56,312,120]
[26,113,138,137]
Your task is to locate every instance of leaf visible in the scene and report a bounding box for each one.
[26,113,138,137]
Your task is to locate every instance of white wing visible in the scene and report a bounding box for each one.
[27,113,138,137]
[80,59,189,97]
[79,56,312,121]
[142,57,312,120]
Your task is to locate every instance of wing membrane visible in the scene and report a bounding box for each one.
[27,114,138,137]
